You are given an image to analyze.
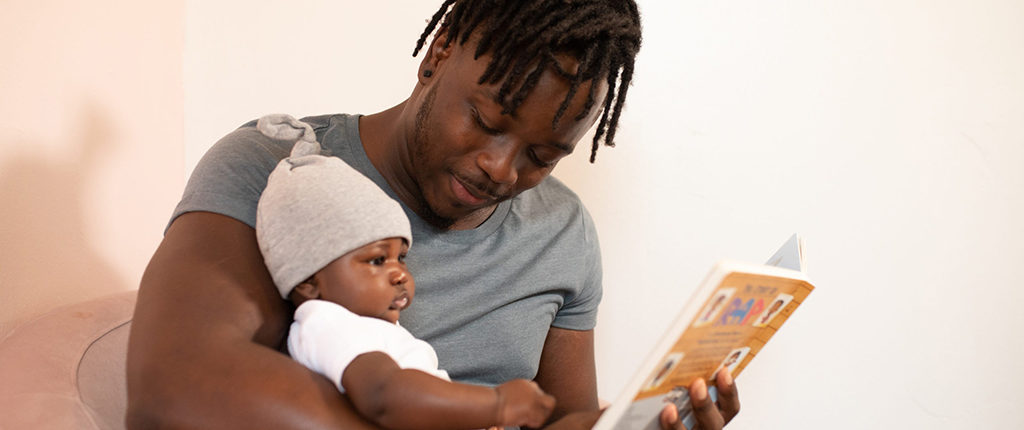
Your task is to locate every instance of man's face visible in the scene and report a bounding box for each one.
[406,38,606,228]
[311,238,413,324]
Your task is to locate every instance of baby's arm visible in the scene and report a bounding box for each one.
[343,351,555,430]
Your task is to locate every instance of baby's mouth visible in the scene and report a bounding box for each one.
[389,294,409,311]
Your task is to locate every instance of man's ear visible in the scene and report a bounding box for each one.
[418,27,454,85]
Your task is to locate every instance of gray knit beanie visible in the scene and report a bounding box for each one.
[255,114,412,298]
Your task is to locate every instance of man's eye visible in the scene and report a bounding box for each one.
[529,149,556,168]
[472,109,501,135]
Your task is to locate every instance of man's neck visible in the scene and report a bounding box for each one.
[357,103,495,231]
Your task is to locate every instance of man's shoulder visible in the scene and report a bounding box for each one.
[232,113,350,144]
[235,113,346,130]
[510,176,596,238]
[516,175,587,213]
[537,174,578,195]
[299,113,347,132]
[214,113,353,161]
[171,113,357,230]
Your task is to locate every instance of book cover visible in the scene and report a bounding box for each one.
[595,235,814,430]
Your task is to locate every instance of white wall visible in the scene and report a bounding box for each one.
[183,1,1024,428]
[0,1,184,337]
[559,1,1024,428]
[184,0,438,178]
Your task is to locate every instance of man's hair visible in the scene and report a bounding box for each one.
[413,0,642,162]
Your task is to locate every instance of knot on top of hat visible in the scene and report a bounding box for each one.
[256,113,321,158]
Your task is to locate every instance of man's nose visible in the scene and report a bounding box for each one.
[477,140,519,185]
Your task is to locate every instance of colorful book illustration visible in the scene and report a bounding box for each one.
[594,234,814,430]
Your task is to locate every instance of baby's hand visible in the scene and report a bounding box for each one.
[495,379,556,428]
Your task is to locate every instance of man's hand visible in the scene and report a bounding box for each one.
[496,379,557,428]
[658,368,740,430]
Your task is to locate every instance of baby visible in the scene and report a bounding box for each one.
[254,114,555,430]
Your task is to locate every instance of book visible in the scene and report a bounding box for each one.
[593,234,814,430]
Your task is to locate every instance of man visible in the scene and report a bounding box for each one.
[126,1,741,428]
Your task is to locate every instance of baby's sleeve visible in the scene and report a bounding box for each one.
[287,300,447,392]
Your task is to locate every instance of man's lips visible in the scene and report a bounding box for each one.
[449,175,491,206]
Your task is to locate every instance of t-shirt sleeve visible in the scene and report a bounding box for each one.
[550,204,604,331]
[167,122,291,231]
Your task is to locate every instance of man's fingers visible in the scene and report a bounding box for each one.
[659,403,684,430]
[714,368,740,424]
[689,378,725,430]
[661,372,740,430]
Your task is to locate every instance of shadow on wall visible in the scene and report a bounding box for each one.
[0,105,126,339]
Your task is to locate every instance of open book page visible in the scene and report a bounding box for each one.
[595,236,814,430]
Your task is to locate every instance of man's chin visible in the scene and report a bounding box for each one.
[418,183,498,230]
[417,201,457,230]
[423,202,500,231]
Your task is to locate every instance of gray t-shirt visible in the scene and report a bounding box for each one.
[171,113,602,386]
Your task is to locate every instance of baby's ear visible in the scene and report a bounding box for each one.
[290,279,320,302]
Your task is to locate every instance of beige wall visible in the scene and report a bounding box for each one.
[0,1,184,337]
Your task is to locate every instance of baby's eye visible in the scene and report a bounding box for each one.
[370,256,386,266]
[398,254,407,264]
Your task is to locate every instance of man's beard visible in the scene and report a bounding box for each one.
[411,84,456,230]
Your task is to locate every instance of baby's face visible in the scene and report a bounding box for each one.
[312,237,413,323]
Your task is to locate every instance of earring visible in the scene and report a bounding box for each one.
[423,70,433,78]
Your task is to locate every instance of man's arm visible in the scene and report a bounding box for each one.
[125,212,378,429]
[533,327,602,428]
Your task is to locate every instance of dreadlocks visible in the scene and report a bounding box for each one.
[413,0,642,162]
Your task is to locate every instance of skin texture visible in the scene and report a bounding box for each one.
[291,238,556,429]
[126,28,740,430]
